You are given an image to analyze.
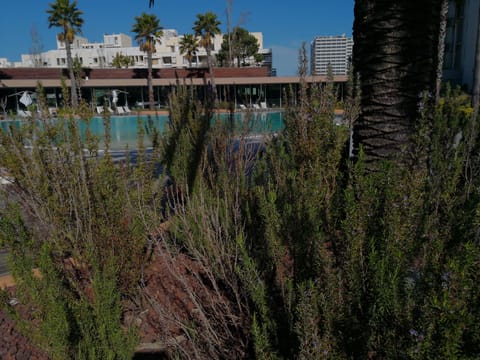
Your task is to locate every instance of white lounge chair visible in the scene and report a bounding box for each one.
[117,106,125,115]
[107,106,114,114]
[96,106,104,115]
[123,105,132,114]
[260,102,267,109]
[239,104,247,110]
[253,104,260,110]
[18,110,30,118]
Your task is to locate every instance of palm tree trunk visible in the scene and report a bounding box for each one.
[352,0,442,169]
[206,48,217,104]
[226,0,233,67]
[65,40,78,108]
[147,50,154,111]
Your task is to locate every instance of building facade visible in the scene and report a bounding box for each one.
[310,34,353,76]
[443,0,480,92]
[5,30,272,71]
[0,67,347,114]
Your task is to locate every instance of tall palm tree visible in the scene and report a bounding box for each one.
[193,12,221,102]
[132,13,163,111]
[179,34,199,68]
[47,0,84,108]
[352,0,443,169]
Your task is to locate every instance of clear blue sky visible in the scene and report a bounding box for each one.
[0,0,354,76]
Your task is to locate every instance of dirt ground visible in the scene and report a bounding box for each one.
[0,287,49,360]
[0,242,247,359]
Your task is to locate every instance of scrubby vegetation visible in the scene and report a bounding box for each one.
[1,53,480,360]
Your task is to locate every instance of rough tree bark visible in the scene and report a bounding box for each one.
[65,40,78,108]
[352,0,443,169]
[147,49,154,111]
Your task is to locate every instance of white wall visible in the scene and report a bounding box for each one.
[8,30,271,70]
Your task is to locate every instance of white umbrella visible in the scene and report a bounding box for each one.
[19,91,32,107]
[112,90,118,106]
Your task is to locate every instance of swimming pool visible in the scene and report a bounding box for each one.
[1,111,284,150]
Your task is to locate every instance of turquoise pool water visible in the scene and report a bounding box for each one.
[1,111,284,150]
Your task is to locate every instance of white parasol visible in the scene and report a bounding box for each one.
[19,91,32,107]
[112,90,119,106]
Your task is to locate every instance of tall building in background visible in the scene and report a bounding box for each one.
[310,34,353,75]
[443,0,480,92]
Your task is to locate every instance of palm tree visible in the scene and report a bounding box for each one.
[352,0,443,169]
[132,13,163,111]
[179,34,199,68]
[193,12,221,102]
[47,0,84,108]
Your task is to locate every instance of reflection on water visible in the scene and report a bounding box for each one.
[78,115,169,149]
[0,112,284,150]
[223,111,284,135]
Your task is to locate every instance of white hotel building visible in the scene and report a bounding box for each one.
[8,30,271,70]
[310,34,353,76]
